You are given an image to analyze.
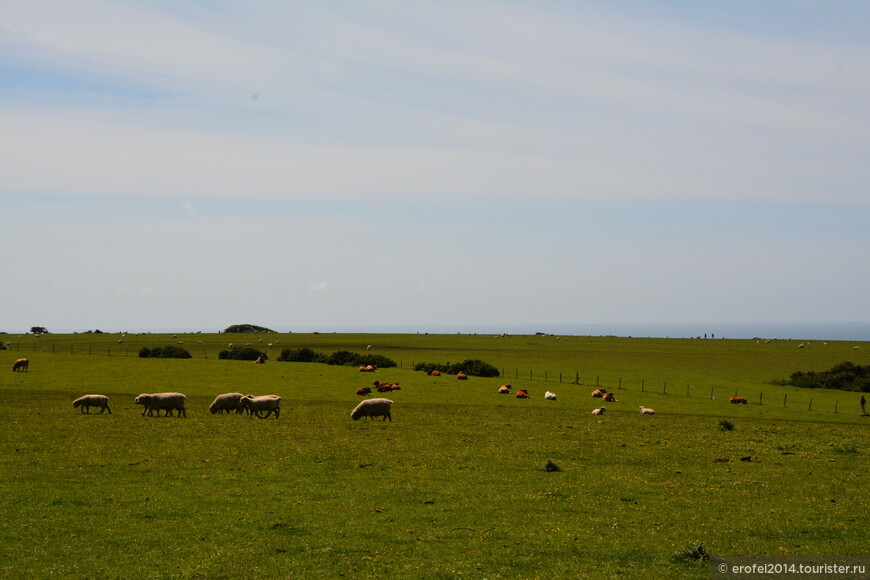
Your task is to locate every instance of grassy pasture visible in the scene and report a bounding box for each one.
[1,333,868,579]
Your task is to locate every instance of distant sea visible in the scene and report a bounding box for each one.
[53,322,870,341]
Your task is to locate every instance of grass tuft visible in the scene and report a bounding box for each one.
[543,459,562,472]
[719,419,735,431]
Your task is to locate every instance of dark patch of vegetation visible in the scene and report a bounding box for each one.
[719,419,735,431]
[786,362,870,392]
[278,347,326,363]
[223,324,276,334]
[543,460,562,472]
[414,359,500,378]
[673,543,711,564]
[218,346,268,361]
[277,348,396,368]
[30,326,49,334]
[139,345,192,359]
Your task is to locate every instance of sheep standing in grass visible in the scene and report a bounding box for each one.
[209,393,246,415]
[239,395,281,419]
[591,406,605,415]
[350,398,393,421]
[639,406,656,415]
[135,392,187,417]
[73,394,112,414]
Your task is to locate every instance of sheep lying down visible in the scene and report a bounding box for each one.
[73,394,112,414]
[351,398,393,421]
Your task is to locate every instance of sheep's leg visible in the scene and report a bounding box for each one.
[274,408,280,420]
[106,405,112,414]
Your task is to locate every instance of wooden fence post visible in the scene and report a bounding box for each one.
[784,394,787,408]
[641,379,645,392]
[663,381,667,394]
[596,375,600,387]
[710,387,714,400]
[808,398,813,411]
[834,400,838,414]
[759,392,763,405]
[618,377,622,390]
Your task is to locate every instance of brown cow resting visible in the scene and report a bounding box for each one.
[516,389,532,399]
[730,397,748,404]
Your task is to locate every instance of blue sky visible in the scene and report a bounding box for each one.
[1,0,868,333]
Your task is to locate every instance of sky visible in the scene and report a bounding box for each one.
[1,0,869,335]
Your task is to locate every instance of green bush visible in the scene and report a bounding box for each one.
[139,345,192,359]
[277,347,326,363]
[218,346,267,361]
[414,359,500,377]
[788,362,870,392]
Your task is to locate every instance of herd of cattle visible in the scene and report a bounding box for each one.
[12,356,754,421]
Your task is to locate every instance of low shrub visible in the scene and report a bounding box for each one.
[218,346,268,361]
[277,347,327,363]
[139,345,192,359]
[414,359,500,377]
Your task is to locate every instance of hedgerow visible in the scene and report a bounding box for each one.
[139,345,192,359]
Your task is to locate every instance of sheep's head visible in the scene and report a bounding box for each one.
[73,399,82,408]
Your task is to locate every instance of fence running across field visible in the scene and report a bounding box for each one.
[4,341,857,414]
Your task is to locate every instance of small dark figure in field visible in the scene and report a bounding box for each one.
[861,395,866,416]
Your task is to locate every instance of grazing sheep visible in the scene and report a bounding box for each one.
[73,394,112,414]
[239,395,281,419]
[209,392,246,414]
[591,406,606,415]
[135,392,187,417]
[356,387,372,396]
[12,358,29,372]
[603,392,617,402]
[254,356,265,364]
[544,391,558,401]
[498,384,512,394]
[729,397,748,405]
[639,406,656,415]
[350,397,393,421]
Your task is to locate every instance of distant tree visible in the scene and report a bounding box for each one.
[223,324,276,334]
[30,326,49,335]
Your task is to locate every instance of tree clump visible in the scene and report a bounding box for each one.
[223,324,276,334]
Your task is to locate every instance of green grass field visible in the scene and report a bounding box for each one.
[1,333,868,578]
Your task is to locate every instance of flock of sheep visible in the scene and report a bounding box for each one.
[60,363,653,423]
[70,391,394,422]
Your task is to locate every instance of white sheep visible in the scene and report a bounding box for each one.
[135,392,187,417]
[591,406,605,415]
[73,394,112,414]
[639,406,656,415]
[350,398,393,421]
[544,391,558,401]
[209,392,246,415]
[239,395,281,419]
